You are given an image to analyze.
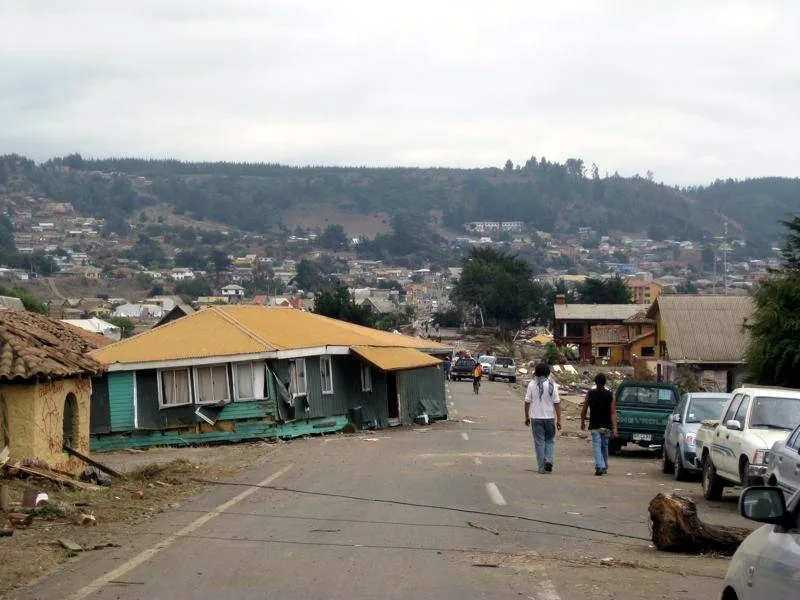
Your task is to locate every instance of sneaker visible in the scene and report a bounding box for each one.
[601,468,608,475]
[538,468,547,474]
[595,467,603,476]
[544,462,553,472]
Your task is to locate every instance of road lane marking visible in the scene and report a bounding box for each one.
[66,464,293,600]
[473,457,482,465]
[485,482,507,506]
[461,432,469,441]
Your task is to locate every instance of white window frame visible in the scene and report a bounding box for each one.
[233,361,266,402]
[158,368,192,408]
[289,358,307,397]
[320,355,334,395]
[193,364,231,405]
[361,364,373,392]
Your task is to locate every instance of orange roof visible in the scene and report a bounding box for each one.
[352,346,442,372]
[91,306,449,367]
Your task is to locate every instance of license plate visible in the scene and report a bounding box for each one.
[632,433,652,442]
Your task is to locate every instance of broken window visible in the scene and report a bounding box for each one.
[641,346,655,357]
[564,322,584,337]
[320,356,334,394]
[598,347,610,358]
[289,359,307,396]
[361,364,372,392]
[194,365,230,404]
[234,361,266,402]
[159,368,191,407]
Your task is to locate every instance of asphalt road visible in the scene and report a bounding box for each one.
[17,379,748,600]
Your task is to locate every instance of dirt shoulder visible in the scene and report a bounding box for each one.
[0,440,281,598]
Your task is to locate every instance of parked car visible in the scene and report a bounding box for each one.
[477,355,496,378]
[450,357,477,382]
[612,381,680,454]
[721,486,800,599]
[696,386,800,501]
[662,392,730,480]
[490,357,516,383]
[766,422,800,498]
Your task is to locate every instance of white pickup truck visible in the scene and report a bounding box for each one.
[695,386,800,501]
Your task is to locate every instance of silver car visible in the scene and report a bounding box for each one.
[722,486,800,600]
[662,392,729,480]
[477,355,496,379]
[766,423,800,497]
[490,357,516,383]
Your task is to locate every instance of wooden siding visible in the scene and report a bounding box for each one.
[89,374,111,434]
[397,365,447,424]
[108,371,135,431]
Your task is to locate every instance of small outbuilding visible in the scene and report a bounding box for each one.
[0,311,105,473]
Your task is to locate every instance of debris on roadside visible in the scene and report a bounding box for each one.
[468,520,500,536]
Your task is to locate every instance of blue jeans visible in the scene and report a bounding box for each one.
[531,419,556,472]
[591,429,610,470]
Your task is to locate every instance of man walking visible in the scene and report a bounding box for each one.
[580,373,617,476]
[524,363,562,473]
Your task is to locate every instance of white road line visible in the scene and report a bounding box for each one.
[473,457,482,465]
[485,482,507,506]
[461,432,469,441]
[66,464,293,600]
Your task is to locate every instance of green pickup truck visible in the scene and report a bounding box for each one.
[612,381,681,454]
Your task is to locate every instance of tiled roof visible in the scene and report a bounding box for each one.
[554,304,641,321]
[352,346,441,371]
[0,311,106,381]
[647,295,754,363]
[92,306,449,366]
[624,311,655,325]
[590,325,629,345]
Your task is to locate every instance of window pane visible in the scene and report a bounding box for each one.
[162,369,190,405]
[321,357,333,393]
[197,368,214,403]
[297,359,307,394]
[237,363,254,399]
[212,365,229,402]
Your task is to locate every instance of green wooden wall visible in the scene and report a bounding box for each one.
[108,371,135,431]
[397,365,447,423]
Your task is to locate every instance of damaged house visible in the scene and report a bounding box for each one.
[88,306,450,451]
[0,311,106,473]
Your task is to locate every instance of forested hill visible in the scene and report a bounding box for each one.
[1,153,799,255]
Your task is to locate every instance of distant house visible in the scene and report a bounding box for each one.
[62,317,122,341]
[646,295,755,391]
[0,296,25,311]
[112,303,165,319]
[360,297,396,315]
[625,279,662,304]
[153,302,195,328]
[88,307,450,450]
[590,311,656,366]
[0,311,105,474]
[553,297,641,361]
[221,284,246,301]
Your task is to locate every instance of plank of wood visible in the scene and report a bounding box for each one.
[63,445,124,479]
[0,446,9,467]
[11,462,102,491]
[58,538,84,552]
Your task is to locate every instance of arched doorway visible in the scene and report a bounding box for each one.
[63,393,79,449]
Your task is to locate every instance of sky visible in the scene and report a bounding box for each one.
[1,0,799,184]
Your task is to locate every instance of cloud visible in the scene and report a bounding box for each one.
[1,0,799,184]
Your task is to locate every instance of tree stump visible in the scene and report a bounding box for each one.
[648,493,751,555]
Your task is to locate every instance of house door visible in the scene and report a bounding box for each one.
[387,372,400,422]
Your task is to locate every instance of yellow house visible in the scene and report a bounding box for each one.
[0,312,105,473]
[625,279,662,304]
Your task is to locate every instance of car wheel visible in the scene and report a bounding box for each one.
[673,446,687,481]
[740,459,760,487]
[702,459,724,501]
[489,375,494,382]
[510,377,516,383]
[661,445,674,474]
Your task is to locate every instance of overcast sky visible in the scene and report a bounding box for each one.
[1,1,798,184]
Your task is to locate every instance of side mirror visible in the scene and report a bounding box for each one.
[739,486,787,525]
[726,419,743,431]
[671,414,681,423]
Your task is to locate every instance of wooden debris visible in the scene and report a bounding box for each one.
[75,513,97,526]
[7,512,33,528]
[63,445,124,479]
[648,493,751,555]
[58,538,83,552]
[0,445,9,467]
[7,461,102,491]
[468,520,500,536]
[131,490,144,500]
[155,480,172,488]
[0,527,12,537]
[0,483,8,511]
[124,448,146,454]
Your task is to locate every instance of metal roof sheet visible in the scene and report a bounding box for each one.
[554,304,641,321]
[351,346,442,371]
[91,306,449,366]
[647,295,754,363]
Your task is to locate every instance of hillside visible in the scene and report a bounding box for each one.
[2,153,799,257]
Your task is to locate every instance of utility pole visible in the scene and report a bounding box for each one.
[722,222,729,296]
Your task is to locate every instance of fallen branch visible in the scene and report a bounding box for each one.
[468,520,500,536]
[648,493,751,555]
[63,445,124,479]
[6,461,102,491]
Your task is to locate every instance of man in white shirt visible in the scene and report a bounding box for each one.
[524,363,562,473]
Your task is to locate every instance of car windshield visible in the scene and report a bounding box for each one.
[456,358,475,368]
[495,357,514,367]
[477,356,496,364]
[750,396,800,430]
[686,397,729,423]
[617,385,678,408]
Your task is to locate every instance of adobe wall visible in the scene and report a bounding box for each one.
[1,378,92,474]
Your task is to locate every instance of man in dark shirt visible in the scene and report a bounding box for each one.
[580,373,617,476]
